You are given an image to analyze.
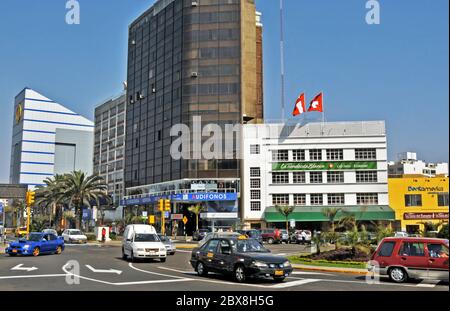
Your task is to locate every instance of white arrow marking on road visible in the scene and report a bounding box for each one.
[11,264,38,272]
[85,265,122,275]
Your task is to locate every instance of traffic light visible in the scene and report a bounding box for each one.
[158,199,164,212]
[164,199,171,212]
[26,191,35,207]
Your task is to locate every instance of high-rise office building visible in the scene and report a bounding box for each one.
[93,93,127,205]
[123,0,263,231]
[10,88,94,189]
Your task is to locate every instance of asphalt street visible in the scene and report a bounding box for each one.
[0,244,448,291]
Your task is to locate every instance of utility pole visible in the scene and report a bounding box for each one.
[280,0,286,122]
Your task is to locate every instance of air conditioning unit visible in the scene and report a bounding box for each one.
[152,88,156,93]
[139,94,145,99]
[191,72,198,78]
[191,1,198,7]
[131,40,136,45]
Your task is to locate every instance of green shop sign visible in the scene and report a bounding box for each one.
[272,161,377,171]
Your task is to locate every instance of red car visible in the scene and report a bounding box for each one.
[369,237,449,283]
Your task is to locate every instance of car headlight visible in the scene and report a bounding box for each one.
[253,261,268,268]
[282,261,291,268]
[159,248,166,252]
[23,245,30,250]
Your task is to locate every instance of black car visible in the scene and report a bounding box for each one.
[190,236,293,283]
[193,229,210,241]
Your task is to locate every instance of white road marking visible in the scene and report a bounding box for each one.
[270,278,320,288]
[416,280,440,288]
[0,274,66,280]
[128,263,187,279]
[291,271,333,276]
[158,266,196,275]
[176,249,193,253]
[11,264,38,272]
[85,265,122,275]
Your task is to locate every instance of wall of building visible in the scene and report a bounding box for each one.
[388,176,449,233]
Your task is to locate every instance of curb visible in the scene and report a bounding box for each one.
[292,264,368,275]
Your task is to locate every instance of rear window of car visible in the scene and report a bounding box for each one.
[378,241,396,257]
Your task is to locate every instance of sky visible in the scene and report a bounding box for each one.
[0,0,448,183]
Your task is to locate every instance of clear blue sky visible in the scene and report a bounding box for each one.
[0,0,448,182]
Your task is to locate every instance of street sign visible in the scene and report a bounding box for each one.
[164,211,170,219]
[142,211,148,217]
[148,215,155,225]
[182,216,188,225]
[290,220,296,228]
[171,214,183,220]
[0,202,4,214]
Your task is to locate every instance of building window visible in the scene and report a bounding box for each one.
[310,172,323,184]
[250,190,261,200]
[328,194,345,205]
[250,144,260,155]
[309,149,322,161]
[250,179,261,189]
[293,150,305,161]
[272,150,289,161]
[405,194,422,207]
[250,202,261,212]
[250,167,261,177]
[438,194,449,207]
[310,194,323,206]
[356,171,378,183]
[357,193,379,205]
[355,148,377,160]
[272,194,289,206]
[293,172,306,184]
[272,172,289,184]
[326,149,344,160]
[293,194,306,205]
[327,171,344,184]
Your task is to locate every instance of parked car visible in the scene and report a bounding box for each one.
[280,230,290,244]
[260,229,281,244]
[199,232,242,247]
[237,230,263,243]
[158,234,176,255]
[42,229,58,236]
[15,226,28,237]
[62,229,87,244]
[394,231,409,238]
[122,224,167,262]
[369,237,449,283]
[6,232,64,256]
[190,236,293,283]
[290,230,312,244]
[193,229,210,241]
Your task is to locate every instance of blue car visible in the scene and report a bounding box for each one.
[6,232,65,257]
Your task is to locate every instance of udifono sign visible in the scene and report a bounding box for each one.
[272,161,377,171]
[403,212,449,220]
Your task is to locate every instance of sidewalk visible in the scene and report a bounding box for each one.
[292,263,368,275]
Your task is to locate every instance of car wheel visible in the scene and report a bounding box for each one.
[197,262,208,277]
[234,265,246,283]
[122,248,127,260]
[268,238,274,245]
[389,267,408,283]
[55,246,63,255]
[32,247,40,257]
[274,277,285,283]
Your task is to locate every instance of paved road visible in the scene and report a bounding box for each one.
[0,244,447,291]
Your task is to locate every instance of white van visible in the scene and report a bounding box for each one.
[122,224,167,262]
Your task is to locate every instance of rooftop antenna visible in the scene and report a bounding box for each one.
[280,0,286,123]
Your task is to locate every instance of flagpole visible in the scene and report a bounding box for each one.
[280,0,286,123]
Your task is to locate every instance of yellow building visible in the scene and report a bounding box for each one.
[388,176,449,233]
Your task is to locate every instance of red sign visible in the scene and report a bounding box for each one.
[171,214,184,220]
[404,212,449,220]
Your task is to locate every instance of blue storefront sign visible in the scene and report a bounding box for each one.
[121,192,238,206]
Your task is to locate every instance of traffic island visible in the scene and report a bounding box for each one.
[288,255,369,275]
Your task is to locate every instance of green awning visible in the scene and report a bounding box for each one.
[264,205,395,223]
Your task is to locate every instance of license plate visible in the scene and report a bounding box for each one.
[149,252,156,255]
[274,270,284,276]
[12,249,17,253]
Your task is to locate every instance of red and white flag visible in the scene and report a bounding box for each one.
[308,92,323,112]
[292,93,306,116]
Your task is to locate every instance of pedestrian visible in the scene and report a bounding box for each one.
[101,227,106,243]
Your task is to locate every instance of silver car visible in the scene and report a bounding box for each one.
[158,234,176,255]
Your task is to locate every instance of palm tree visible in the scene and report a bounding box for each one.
[35,175,66,230]
[274,205,295,232]
[62,171,110,230]
[322,207,342,233]
[311,232,324,255]
[188,204,205,231]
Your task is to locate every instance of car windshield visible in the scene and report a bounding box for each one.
[134,234,159,242]
[231,239,269,253]
[158,235,169,242]
[69,230,82,235]
[27,234,43,242]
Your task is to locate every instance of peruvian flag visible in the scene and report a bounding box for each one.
[292,93,306,116]
[308,92,324,112]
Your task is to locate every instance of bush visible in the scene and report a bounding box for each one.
[110,232,117,240]
[85,233,96,241]
[438,223,449,239]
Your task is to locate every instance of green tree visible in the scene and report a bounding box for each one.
[275,205,295,232]
[375,223,394,243]
[311,232,324,255]
[62,171,110,230]
[35,175,66,230]
[322,207,342,233]
[188,204,205,231]
[438,223,449,239]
